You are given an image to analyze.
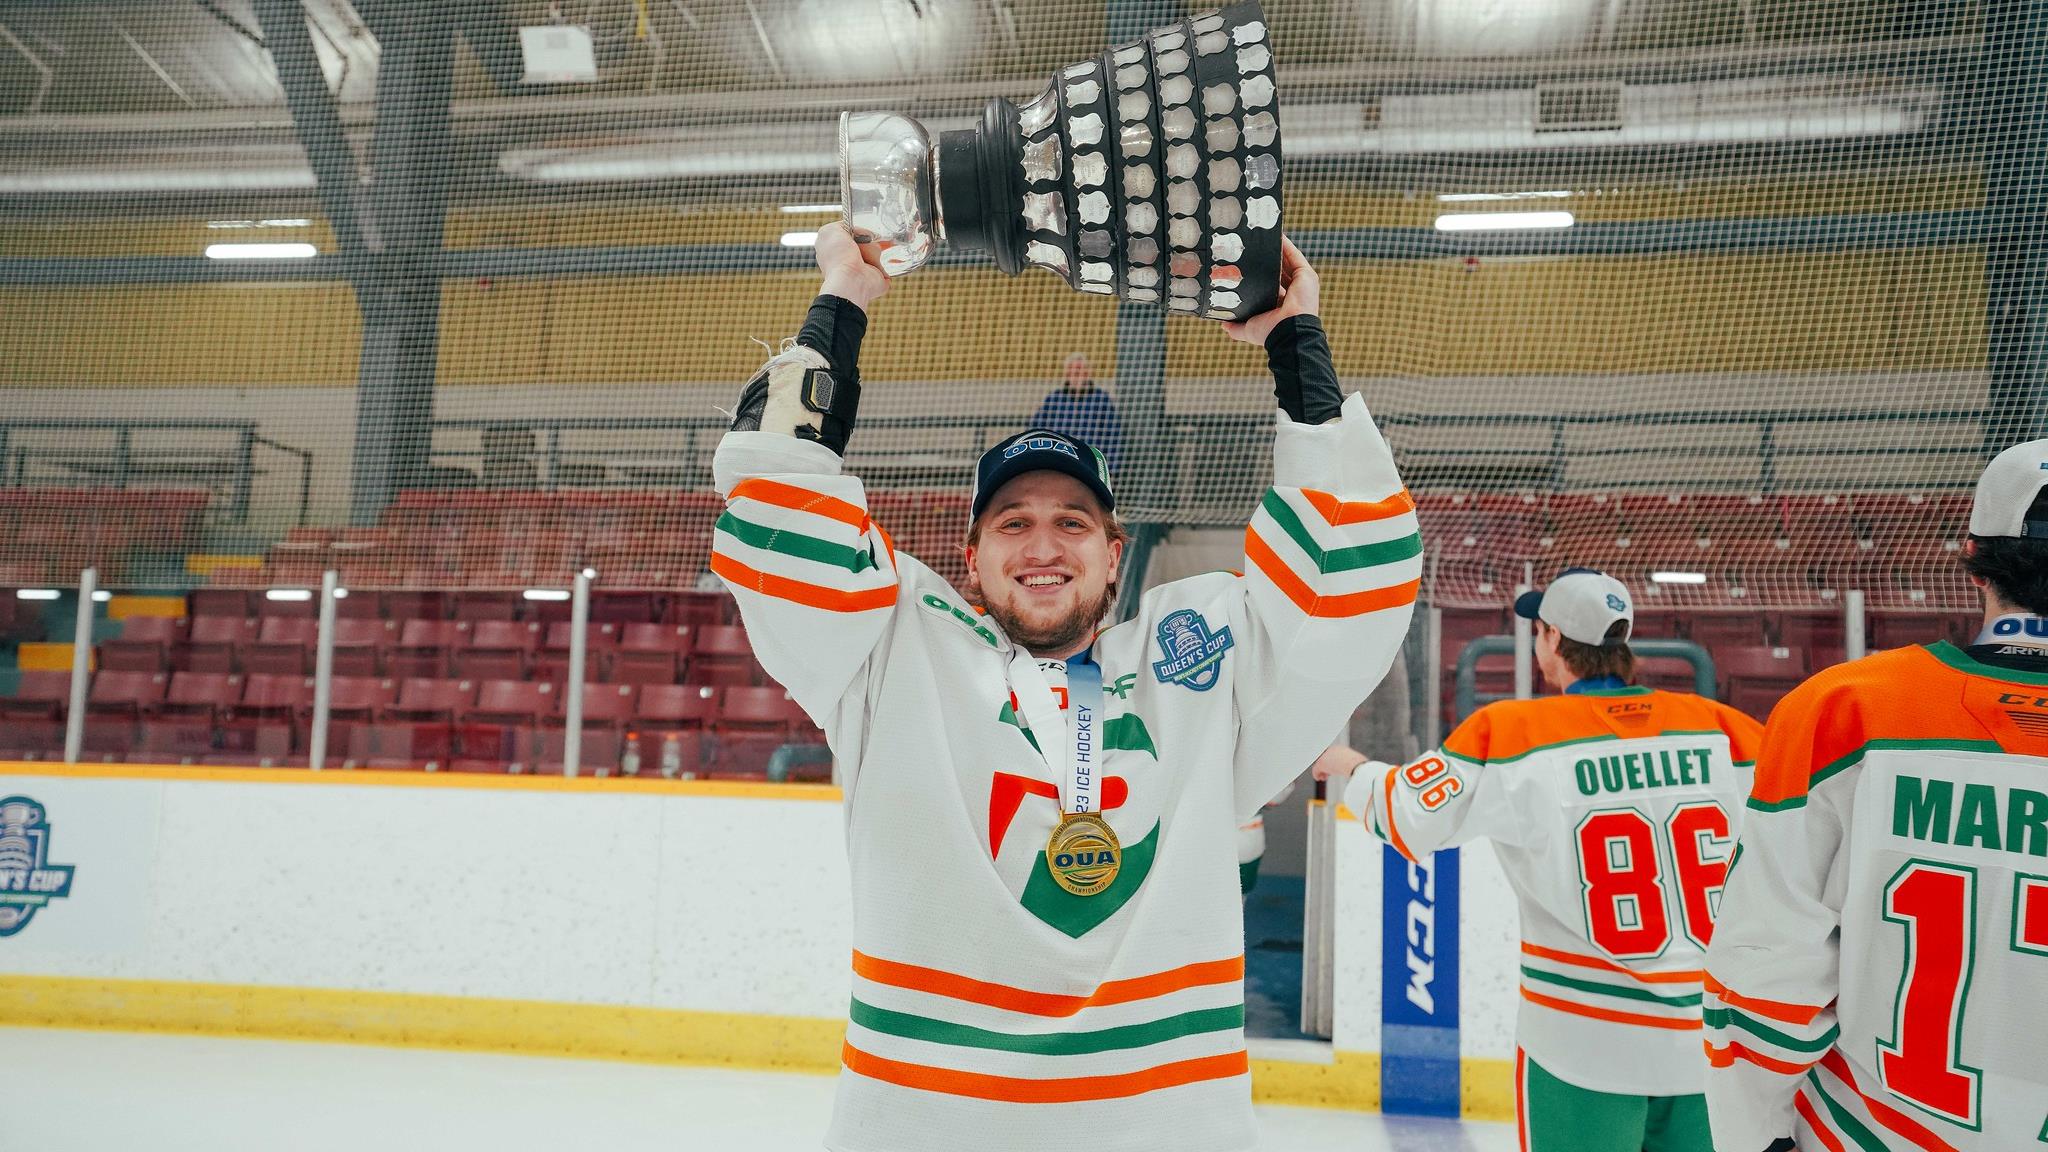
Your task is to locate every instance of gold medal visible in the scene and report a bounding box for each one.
[1045,812,1122,897]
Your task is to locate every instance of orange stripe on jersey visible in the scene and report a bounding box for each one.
[1521,943,1703,985]
[1819,1050,1961,1152]
[1742,645,2048,808]
[852,951,1244,1018]
[709,552,895,613]
[727,477,868,530]
[1703,974,1826,1026]
[1296,487,1416,526]
[843,1042,1248,1104]
[1514,1050,1531,1152]
[1795,1092,1849,1152]
[1520,988,1701,1031]
[1704,1041,1816,1076]
[1244,528,1420,618]
[1381,765,1418,863]
[1440,690,1758,766]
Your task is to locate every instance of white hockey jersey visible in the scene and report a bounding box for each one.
[712,391,1418,1152]
[1344,685,1763,1096]
[1704,642,2048,1151]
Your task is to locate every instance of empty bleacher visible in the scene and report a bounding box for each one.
[0,484,1989,774]
[0,580,821,778]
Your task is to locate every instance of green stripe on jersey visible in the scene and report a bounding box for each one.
[1258,490,1422,575]
[715,510,875,573]
[848,999,1243,1056]
[1520,965,1702,1008]
[1804,1070,1892,1152]
[1701,1006,1839,1054]
[1747,736,2008,813]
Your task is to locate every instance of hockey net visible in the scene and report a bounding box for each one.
[0,1,2023,636]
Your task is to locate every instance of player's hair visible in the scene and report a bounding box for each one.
[1962,489,2048,615]
[1555,619,1637,684]
[961,498,1129,607]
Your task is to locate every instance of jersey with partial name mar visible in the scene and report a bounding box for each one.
[711,391,1419,1152]
[1347,686,1763,1096]
[1703,643,2048,1152]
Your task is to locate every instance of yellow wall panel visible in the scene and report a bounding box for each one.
[0,188,1989,387]
[0,170,1975,257]
[438,279,554,385]
[0,283,358,386]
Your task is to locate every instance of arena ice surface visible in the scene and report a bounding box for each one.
[3,1027,1515,1152]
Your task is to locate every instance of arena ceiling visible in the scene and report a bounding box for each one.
[0,0,1983,209]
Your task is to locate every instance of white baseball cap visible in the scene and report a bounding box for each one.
[1514,567,1634,647]
[1969,439,2048,539]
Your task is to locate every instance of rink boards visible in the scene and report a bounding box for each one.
[0,763,1516,1119]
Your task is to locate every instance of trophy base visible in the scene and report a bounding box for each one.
[935,98,1027,278]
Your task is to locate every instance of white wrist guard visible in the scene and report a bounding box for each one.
[728,344,859,455]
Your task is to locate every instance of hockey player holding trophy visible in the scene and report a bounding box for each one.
[715,223,1414,1151]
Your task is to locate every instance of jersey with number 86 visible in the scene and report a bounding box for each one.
[1350,685,1763,1096]
[1704,643,2048,1152]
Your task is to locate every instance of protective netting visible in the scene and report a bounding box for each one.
[0,1,2035,764]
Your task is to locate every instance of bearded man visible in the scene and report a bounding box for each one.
[711,222,1420,1152]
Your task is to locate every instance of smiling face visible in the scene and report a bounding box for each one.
[965,471,1123,659]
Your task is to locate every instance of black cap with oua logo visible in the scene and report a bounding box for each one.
[970,430,1116,524]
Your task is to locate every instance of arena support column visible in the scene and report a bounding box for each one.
[1108,0,1178,621]
[346,4,457,525]
[1982,0,2048,447]
[250,0,365,256]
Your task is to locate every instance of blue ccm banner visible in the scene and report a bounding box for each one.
[1380,843,1460,1116]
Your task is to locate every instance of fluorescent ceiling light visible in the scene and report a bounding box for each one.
[1651,571,1709,585]
[91,590,112,602]
[1434,211,1575,232]
[333,588,349,599]
[266,588,313,602]
[15,589,60,600]
[207,218,313,229]
[205,242,318,259]
[780,203,842,214]
[779,231,819,247]
[523,589,572,602]
[1436,191,1572,202]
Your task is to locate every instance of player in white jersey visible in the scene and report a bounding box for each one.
[1704,441,2048,1152]
[1315,568,1764,1152]
[713,224,1420,1152]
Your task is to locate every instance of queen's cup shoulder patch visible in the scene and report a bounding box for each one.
[1151,608,1233,692]
[0,796,75,937]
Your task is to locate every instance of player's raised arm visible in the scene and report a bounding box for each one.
[710,223,899,753]
[1217,238,1424,819]
[1319,719,1520,862]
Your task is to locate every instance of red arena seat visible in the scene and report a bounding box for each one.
[100,615,184,673]
[615,623,691,685]
[244,616,317,676]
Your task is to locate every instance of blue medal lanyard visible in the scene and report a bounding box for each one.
[1065,650,1104,815]
[1008,644,1106,817]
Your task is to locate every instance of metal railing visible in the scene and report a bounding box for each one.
[1453,635,1720,721]
[425,401,1986,524]
[0,418,313,525]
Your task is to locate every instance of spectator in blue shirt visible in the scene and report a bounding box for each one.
[1029,353,1123,472]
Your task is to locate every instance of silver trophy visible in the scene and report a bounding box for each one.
[839,1,1283,321]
